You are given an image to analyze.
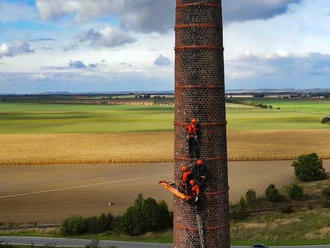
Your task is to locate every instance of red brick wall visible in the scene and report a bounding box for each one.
[174,0,230,247]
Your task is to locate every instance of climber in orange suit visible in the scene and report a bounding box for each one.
[185,118,202,158]
[189,180,201,204]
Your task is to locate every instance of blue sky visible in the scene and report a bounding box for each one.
[0,0,330,93]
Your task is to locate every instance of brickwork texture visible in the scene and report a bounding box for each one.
[174,0,230,247]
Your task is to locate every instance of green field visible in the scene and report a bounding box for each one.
[241,99,330,115]
[0,101,329,134]
[0,104,173,134]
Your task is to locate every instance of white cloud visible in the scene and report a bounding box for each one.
[31,73,48,80]
[0,41,34,58]
[36,0,300,33]
[223,0,302,24]
[77,26,137,48]
[226,52,330,88]
[154,55,171,67]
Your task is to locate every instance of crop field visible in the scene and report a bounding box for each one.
[240,99,330,115]
[0,160,307,223]
[0,100,329,165]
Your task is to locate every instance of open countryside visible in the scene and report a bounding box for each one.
[0,100,329,165]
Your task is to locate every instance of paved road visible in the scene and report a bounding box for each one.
[1,236,330,248]
[0,236,171,248]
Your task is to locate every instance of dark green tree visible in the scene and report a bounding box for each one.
[60,215,87,235]
[265,184,283,202]
[288,184,304,200]
[292,153,327,182]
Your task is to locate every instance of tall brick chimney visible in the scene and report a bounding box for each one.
[174,0,230,247]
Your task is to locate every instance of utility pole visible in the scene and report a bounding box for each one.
[173,0,230,247]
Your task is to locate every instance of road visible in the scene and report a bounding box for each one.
[1,236,330,248]
[0,161,329,223]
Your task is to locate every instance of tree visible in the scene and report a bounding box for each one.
[245,189,257,205]
[288,184,304,200]
[265,184,283,202]
[116,194,172,235]
[292,153,328,182]
[60,215,86,235]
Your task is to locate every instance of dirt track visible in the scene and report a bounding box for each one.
[0,160,329,223]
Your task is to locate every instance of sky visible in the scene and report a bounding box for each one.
[0,0,330,93]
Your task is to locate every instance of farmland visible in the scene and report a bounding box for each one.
[0,100,329,165]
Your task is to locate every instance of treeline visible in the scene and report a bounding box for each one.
[226,98,279,110]
[61,194,173,236]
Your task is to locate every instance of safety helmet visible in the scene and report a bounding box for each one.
[189,180,195,186]
[197,160,203,166]
[181,165,189,172]
[191,118,197,123]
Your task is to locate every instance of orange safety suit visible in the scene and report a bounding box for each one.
[185,124,199,139]
[182,171,192,183]
[192,185,201,196]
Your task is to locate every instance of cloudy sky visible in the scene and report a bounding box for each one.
[0,0,330,93]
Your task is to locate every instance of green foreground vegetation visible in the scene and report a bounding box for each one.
[0,99,329,134]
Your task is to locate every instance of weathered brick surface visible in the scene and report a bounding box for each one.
[174,0,230,247]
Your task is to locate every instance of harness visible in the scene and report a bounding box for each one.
[186,124,198,138]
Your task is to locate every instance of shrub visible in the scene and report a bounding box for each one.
[265,184,283,202]
[292,153,328,182]
[288,184,304,200]
[245,189,257,205]
[117,194,172,236]
[321,116,330,124]
[98,213,114,232]
[321,187,330,197]
[61,215,86,235]
[0,243,13,248]
[85,216,99,234]
[155,200,173,231]
[230,197,248,220]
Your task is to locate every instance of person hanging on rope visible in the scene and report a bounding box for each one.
[192,160,207,184]
[189,179,201,204]
[185,118,202,157]
[180,165,193,193]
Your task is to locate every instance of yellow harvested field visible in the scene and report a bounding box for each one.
[1,129,330,165]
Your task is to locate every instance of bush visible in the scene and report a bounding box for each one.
[265,184,283,202]
[61,215,87,235]
[245,189,257,205]
[97,213,114,232]
[292,153,328,182]
[85,216,99,234]
[321,187,330,197]
[116,194,173,236]
[230,197,248,220]
[321,116,330,124]
[60,195,172,237]
[288,184,304,200]
[0,243,13,248]
[61,213,114,236]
